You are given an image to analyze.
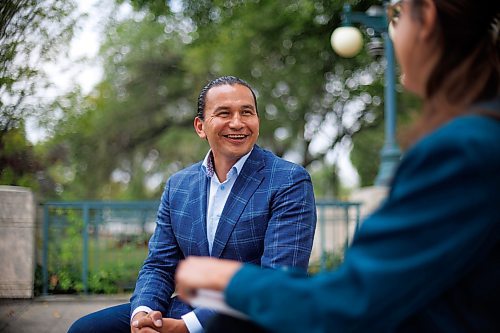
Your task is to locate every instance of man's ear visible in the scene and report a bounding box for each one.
[194,117,206,139]
[419,0,438,41]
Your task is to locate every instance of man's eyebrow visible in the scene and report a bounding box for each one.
[213,105,255,112]
[214,106,230,112]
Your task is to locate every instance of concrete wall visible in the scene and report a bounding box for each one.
[350,186,389,222]
[0,186,35,298]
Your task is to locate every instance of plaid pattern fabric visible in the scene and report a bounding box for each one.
[130,145,316,326]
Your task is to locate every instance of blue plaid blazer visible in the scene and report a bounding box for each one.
[130,145,316,327]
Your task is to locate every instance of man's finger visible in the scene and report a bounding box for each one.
[149,311,163,327]
[133,316,154,329]
[133,328,159,333]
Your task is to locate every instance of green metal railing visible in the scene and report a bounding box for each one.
[40,200,361,295]
[41,201,159,296]
[316,200,361,271]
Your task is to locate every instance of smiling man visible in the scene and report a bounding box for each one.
[68,76,317,333]
[193,79,260,183]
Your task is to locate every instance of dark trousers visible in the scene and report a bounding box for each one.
[68,304,269,333]
[68,297,192,333]
[67,303,131,333]
[206,314,270,333]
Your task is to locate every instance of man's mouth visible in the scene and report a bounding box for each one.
[223,134,248,140]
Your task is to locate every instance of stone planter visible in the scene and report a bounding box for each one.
[0,186,35,298]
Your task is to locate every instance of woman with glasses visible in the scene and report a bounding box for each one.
[154,0,500,332]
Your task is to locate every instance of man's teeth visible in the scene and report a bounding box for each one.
[226,134,246,139]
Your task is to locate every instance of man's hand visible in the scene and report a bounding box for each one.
[131,311,163,333]
[132,311,188,333]
[160,318,189,333]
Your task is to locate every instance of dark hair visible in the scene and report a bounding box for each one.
[403,0,499,146]
[196,76,258,120]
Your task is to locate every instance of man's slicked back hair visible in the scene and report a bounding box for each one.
[196,76,258,120]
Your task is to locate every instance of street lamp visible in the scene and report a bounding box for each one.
[331,2,401,186]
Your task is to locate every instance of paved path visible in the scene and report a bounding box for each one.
[0,295,130,333]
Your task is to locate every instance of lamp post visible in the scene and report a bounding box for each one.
[331,2,401,186]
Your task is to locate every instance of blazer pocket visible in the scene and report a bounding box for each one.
[232,215,268,240]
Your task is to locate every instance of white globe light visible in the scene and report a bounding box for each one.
[330,26,363,58]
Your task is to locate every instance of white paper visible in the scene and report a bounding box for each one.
[189,288,249,320]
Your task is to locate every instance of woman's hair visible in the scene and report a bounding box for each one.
[196,76,258,120]
[403,0,499,147]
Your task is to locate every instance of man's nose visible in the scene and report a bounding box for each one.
[229,113,243,128]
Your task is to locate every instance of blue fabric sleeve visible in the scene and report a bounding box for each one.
[130,179,181,315]
[192,308,217,328]
[260,165,317,271]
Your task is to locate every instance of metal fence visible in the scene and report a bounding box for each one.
[314,200,361,271]
[40,200,361,295]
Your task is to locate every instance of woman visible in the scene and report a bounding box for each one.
[171,0,500,332]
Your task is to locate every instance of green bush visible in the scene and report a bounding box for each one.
[35,208,149,295]
[309,251,344,275]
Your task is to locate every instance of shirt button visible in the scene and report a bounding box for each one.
[220,185,225,190]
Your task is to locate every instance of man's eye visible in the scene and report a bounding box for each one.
[242,110,254,115]
[217,112,230,117]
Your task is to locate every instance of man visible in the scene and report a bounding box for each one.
[68,76,316,333]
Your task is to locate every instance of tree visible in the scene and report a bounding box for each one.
[0,0,78,189]
[0,0,78,133]
[0,123,38,187]
[42,0,400,200]
[121,0,386,193]
[44,15,209,199]
[350,88,420,186]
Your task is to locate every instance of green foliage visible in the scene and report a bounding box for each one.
[350,120,384,187]
[36,0,389,200]
[308,251,344,275]
[5,0,409,199]
[121,0,170,16]
[88,270,120,294]
[0,124,42,189]
[0,0,78,133]
[0,0,78,197]
[42,209,83,293]
[350,86,421,186]
[178,0,385,168]
[35,208,149,295]
[310,163,340,199]
[41,16,209,200]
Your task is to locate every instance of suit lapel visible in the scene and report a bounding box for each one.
[210,147,265,258]
[195,169,210,256]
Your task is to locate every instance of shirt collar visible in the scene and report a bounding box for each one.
[201,147,254,178]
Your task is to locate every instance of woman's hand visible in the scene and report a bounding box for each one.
[175,256,242,301]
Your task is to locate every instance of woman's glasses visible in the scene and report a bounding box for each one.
[386,0,405,26]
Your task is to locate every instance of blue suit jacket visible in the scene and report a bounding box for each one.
[225,102,500,332]
[130,145,316,327]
